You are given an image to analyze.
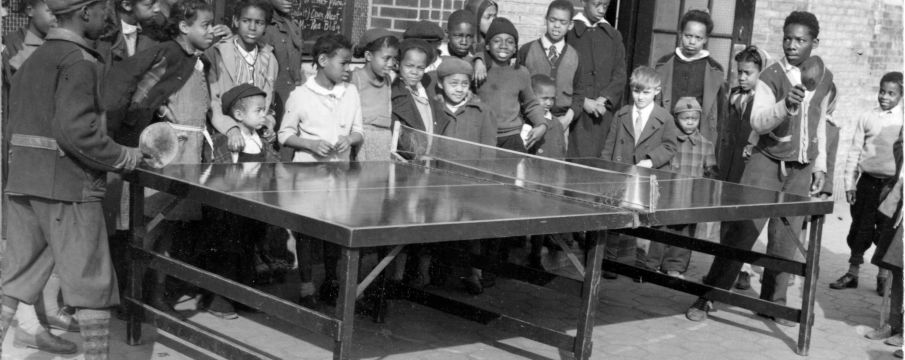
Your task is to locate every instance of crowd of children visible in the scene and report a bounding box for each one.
[1,0,903,358]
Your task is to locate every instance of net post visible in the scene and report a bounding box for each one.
[648,175,658,212]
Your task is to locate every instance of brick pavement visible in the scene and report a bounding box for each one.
[3,198,902,360]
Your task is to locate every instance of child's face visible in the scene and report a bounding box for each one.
[631,84,660,109]
[486,33,516,63]
[680,20,708,58]
[181,10,214,51]
[582,0,609,22]
[128,0,160,23]
[83,1,109,40]
[878,81,903,111]
[440,74,471,104]
[28,1,56,37]
[235,95,268,131]
[399,49,428,87]
[782,24,818,67]
[736,61,761,91]
[366,45,398,80]
[479,5,497,35]
[269,0,292,15]
[534,84,556,112]
[319,48,353,84]
[676,111,701,135]
[448,22,475,57]
[233,6,266,47]
[545,8,571,43]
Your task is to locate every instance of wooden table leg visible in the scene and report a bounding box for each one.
[573,231,605,360]
[797,215,824,356]
[334,247,360,360]
[127,181,144,346]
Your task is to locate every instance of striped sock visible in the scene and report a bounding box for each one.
[76,309,111,360]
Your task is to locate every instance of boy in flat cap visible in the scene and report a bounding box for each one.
[2,0,144,358]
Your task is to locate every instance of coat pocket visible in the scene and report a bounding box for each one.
[7,134,61,198]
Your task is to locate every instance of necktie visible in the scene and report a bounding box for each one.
[635,109,644,143]
[548,45,558,64]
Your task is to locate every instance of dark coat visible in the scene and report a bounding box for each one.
[566,18,627,158]
[430,94,497,147]
[392,76,438,158]
[720,87,754,183]
[5,28,131,202]
[600,105,678,170]
[103,40,205,147]
[873,133,902,271]
[261,13,304,122]
[95,17,159,67]
[655,53,727,148]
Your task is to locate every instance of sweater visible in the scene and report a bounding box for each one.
[350,67,393,129]
[476,64,548,136]
[843,103,904,190]
[278,80,364,162]
[517,38,579,116]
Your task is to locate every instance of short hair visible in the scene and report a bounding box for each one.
[312,33,352,65]
[165,0,212,39]
[353,34,399,58]
[783,11,820,39]
[397,38,436,67]
[734,45,764,70]
[19,0,44,14]
[630,66,661,89]
[531,73,556,92]
[881,71,904,91]
[232,0,273,25]
[680,9,713,35]
[546,0,574,19]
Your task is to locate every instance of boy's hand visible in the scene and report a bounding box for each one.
[785,84,806,111]
[226,127,246,152]
[334,136,351,154]
[742,145,754,159]
[558,109,575,129]
[846,190,857,204]
[311,140,334,157]
[595,97,610,113]
[473,59,487,84]
[636,159,653,168]
[260,128,276,144]
[525,124,547,149]
[583,98,600,116]
[809,170,826,196]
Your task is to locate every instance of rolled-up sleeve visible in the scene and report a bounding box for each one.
[750,80,794,135]
[843,115,867,191]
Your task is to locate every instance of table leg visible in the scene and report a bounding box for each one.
[797,215,824,356]
[334,247,360,360]
[573,231,605,359]
[127,182,145,346]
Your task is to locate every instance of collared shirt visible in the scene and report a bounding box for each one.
[671,130,717,178]
[750,56,825,172]
[573,12,610,28]
[844,103,904,190]
[8,29,44,71]
[121,20,139,56]
[632,103,654,143]
[233,38,258,84]
[540,35,565,59]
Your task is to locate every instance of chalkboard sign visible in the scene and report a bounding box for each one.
[291,0,355,42]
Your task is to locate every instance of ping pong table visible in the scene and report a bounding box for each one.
[124,130,832,360]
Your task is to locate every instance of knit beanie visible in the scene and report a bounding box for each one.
[485,17,518,45]
[447,9,476,30]
[403,20,445,45]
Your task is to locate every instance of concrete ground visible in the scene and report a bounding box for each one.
[3,198,902,360]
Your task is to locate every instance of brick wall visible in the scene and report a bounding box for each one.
[751,0,904,198]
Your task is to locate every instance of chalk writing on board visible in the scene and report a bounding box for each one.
[292,0,347,34]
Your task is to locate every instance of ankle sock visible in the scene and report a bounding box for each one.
[847,264,860,276]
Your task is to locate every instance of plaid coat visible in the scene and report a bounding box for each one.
[669,130,718,179]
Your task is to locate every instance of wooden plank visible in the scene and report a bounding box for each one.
[333,247,360,360]
[573,231,605,360]
[797,215,824,355]
[356,245,404,298]
[127,183,146,346]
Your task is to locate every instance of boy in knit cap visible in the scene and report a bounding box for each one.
[2,0,144,358]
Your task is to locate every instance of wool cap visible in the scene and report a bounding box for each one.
[403,20,444,44]
[358,28,397,48]
[485,17,518,45]
[222,83,266,115]
[46,0,100,14]
[674,97,702,114]
[437,57,474,79]
[447,9,476,30]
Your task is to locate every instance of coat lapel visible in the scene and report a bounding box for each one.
[637,108,665,143]
[702,60,720,119]
[618,107,635,140]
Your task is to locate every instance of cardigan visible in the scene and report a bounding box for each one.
[278,80,364,162]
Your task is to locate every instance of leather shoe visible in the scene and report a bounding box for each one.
[45,309,80,332]
[878,276,888,296]
[461,276,483,295]
[886,334,903,347]
[829,273,858,289]
[866,324,893,340]
[894,349,903,359]
[756,312,796,327]
[13,328,77,354]
[686,297,713,322]
[735,271,751,290]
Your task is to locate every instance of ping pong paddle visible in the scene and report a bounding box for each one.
[799,56,825,91]
[139,122,180,169]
